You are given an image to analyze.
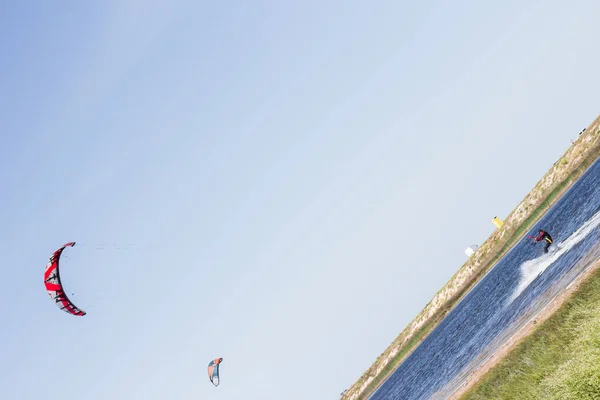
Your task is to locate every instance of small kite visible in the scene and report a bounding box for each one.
[44,242,86,316]
[208,358,223,386]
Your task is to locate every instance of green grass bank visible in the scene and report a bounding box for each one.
[459,264,600,400]
[342,114,600,400]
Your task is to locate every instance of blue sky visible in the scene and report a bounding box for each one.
[1,1,600,399]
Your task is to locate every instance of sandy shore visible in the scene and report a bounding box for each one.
[442,256,600,400]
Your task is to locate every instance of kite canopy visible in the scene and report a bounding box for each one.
[208,358,223,386]
[43,242,86,316]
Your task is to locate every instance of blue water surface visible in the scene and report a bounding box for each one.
[370,158,600,400]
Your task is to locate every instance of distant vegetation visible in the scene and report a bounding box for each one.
[459,265,600,400]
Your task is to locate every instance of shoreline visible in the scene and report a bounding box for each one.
[342,114,600,400]
[446,255,600,399]
[348,174,586,400]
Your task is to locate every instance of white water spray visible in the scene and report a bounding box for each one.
[510,209,600,302]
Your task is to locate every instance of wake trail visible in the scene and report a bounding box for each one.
[509,209,600,303]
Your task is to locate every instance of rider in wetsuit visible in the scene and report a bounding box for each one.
[534,229,553,253]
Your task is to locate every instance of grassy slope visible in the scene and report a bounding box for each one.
[459,265,600,400]
[342,114,600,400]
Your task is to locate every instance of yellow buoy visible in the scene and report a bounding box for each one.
[492,216,504,229]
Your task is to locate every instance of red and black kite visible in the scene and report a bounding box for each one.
[44,242,86,316]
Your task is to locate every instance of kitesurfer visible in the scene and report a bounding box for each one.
[533,229,553,253]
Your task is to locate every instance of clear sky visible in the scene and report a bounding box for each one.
[1,1,599,399]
